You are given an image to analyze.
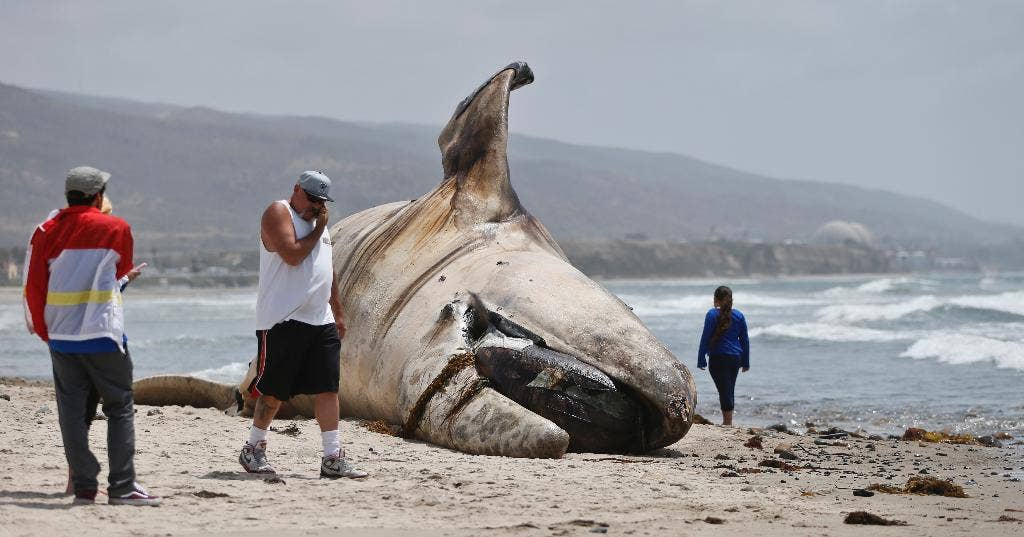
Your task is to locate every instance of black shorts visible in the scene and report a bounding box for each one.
[248,320,340,400]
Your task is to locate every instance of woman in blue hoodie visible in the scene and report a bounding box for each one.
[697,286,750,425]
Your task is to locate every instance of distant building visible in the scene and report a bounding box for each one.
[811,220,875,247]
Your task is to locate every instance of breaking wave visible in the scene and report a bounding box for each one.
[901,334,1024,371]
[191,361,249,383]
[817,291,1024,323]
[821,277,937,297]
[750,322,914,343]
[624,292,820,317]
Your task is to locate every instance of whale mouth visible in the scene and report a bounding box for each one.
[466,302,654,454]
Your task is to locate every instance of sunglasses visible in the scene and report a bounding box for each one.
[304,191,327,205]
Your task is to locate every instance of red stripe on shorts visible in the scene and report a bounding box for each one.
[250,330,268,397]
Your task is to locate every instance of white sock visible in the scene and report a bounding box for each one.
[248,425,269,446]
[321,429,340,458]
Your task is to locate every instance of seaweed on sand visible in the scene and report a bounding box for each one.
[867,476,967,498]
[844,511,907,526]
[362,419,401,436]
[902,427,977,445]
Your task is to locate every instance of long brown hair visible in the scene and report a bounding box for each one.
[710,285,733,345]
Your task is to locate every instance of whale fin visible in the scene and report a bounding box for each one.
[438,62,534,228]
[134,375,237,410]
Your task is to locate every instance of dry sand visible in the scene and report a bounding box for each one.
[1,378,1022,537]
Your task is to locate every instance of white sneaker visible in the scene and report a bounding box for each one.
[320,453,368,479]
[239,440,276,474]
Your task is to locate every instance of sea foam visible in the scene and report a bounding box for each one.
[624,292,820,317]
[192,361,249,383]
[817,291,1024,323]
[750,322,914,342]
[817,295,943,322]
[822,277,936,297]
[901,333,1024,371]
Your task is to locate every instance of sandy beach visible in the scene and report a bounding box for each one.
[0,378,1021,536]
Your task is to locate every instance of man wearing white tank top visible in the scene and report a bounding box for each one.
[239,171,367,479]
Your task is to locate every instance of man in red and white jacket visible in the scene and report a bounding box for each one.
[24,166,160,506]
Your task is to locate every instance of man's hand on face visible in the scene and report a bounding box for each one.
[317,206,329,229]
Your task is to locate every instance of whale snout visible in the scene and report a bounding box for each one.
[449,61,534,122]
[506,61,534,91]
[468,304,694,454]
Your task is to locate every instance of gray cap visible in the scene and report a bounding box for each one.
[66,166,111,195]
[298,170,334,202]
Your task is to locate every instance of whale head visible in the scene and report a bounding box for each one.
[421,62,697,453]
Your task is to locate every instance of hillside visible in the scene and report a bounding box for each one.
[1,82,1020,264]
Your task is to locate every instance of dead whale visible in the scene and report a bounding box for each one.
[134,62,696,458]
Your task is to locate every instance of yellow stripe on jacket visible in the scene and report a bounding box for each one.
[46,290,122,306]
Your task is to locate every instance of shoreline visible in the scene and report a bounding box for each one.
[1,380,1021,536]
[2,371,1021,443]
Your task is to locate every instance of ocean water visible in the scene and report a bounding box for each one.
[2,273,1022,438]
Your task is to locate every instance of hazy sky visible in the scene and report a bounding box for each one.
[2,1,1022,225]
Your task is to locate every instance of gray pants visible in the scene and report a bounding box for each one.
[50,348,136,496]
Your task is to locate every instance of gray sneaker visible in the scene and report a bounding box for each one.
[239,441,275,474]
[320,452,368,479]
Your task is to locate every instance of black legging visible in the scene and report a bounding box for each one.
[708,354,741,411]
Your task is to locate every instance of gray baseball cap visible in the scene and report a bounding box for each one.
[66,166,111,195]
[298,170,334,202]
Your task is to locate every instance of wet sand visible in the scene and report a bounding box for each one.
[0,378,1022,536]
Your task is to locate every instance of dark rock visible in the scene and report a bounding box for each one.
[977,435,1003,448]
[0,393,10,401]
[774,445,798,460]
[704,517,726,524]
[853,489,875,497]
[818,427,850,438]
[744,435,764,450]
